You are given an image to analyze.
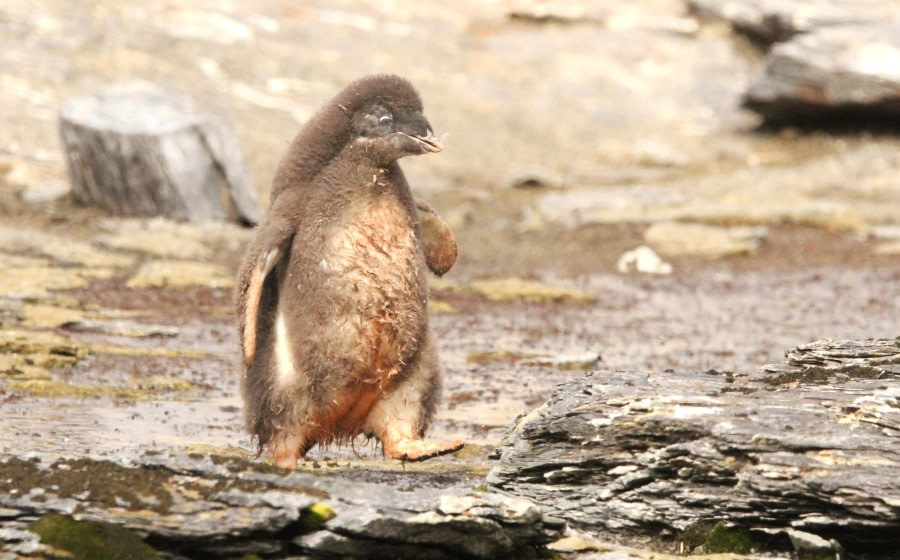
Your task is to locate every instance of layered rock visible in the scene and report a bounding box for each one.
[488,338,900,557]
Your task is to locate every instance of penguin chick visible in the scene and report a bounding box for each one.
[236,74,463,469]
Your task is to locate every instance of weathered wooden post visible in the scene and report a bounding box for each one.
[59,82,261,225]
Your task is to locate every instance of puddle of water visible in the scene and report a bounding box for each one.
[0,396,246,457]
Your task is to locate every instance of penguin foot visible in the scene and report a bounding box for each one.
[268,431,306,469]
[383,437,465,461]
[272,449,300,469]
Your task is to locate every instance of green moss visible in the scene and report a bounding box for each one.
[467,278,597,304]
[428,300,455,314]
[30,514,160,560]
[678,521,713,552]
[679,521,768,555]
[518,545,560,559]
[466,350,534,364]
[799,550,836,560]
[126,259,234,289]
[704,521,760,554]
[298,502,336,531]
[7,377,196,399]
[88,342,207,359]
[0,329,86,369]
[0,329,206,388]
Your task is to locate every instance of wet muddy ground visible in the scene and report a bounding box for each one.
[0,187,896,474]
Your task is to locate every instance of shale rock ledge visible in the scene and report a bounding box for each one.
[0,452,563,559]
[488,338,900,558]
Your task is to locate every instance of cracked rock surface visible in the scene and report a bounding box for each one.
[488,338,900,557]
[0,452,562,559]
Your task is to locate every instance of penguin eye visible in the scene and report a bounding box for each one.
[378,114,393,125]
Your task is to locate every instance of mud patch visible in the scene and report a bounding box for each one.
[67,280,232,319]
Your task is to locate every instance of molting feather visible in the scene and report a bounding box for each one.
[270,74,424,201]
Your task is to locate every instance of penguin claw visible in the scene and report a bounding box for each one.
[385,438,465,462]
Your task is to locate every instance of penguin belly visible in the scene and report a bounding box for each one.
[278,196,428,444]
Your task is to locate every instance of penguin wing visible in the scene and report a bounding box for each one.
[415,198,457,276]
[236,210,295,368]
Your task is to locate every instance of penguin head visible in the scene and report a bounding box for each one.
[350,102,442,159]
[271,75,442,200]
[341,75,442,163]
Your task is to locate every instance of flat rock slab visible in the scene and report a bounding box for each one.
[488,338,900,557]
[742,22,900,123]
[644,222,767,258]
[0,452,563,559]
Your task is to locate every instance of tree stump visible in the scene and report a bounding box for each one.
[59,82,261,225]
[488,338,900,557]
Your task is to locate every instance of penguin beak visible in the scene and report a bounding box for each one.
[398,129,443,153]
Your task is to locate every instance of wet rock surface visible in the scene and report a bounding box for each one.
[0,216,897,560]
[488,338,900,557]
[689,0,900,124]
[0,452,563,559]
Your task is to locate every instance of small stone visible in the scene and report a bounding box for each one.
[20,180,69,204]
[0,528,39,543]
[547,535,612,553]
[436,495,483,515]
[616,246,673,275]
[785,529,833,552]
[870,225,900,255]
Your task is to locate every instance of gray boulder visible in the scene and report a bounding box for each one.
[687,0,893,43]
[742,23,900,122]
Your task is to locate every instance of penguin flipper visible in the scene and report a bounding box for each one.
[237,212,295,368]
[415,198,457,276]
